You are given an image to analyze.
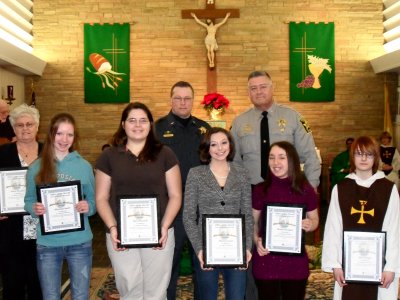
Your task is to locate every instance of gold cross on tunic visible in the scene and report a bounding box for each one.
[181,0,239,93]
[350,200,374,224]
[383,150,392,159]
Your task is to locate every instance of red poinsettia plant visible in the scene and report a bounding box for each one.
[201,93,230,113]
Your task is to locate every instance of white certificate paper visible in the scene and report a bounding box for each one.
[343,231,385,283]
[38,181,83,234]
[0,168,28,214]
[203,214,245,268]
[264,204,304,254]
[119,196,159,248]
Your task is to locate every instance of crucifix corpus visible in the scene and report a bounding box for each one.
[182,0,239,93]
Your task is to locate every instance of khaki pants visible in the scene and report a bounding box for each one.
[106,228,175,300]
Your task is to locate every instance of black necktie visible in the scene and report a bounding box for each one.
[260,111,269,179]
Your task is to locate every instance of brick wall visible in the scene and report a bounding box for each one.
[27,0,398,168]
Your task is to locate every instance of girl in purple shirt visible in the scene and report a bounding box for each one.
[252,141,319,300]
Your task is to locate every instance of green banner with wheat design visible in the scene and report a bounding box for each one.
[84,23,130,103]
[289,22,335,102]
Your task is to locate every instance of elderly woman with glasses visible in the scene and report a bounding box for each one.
[322,136,400,300]
[0,104,43,299]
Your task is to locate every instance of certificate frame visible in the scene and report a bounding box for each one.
[36,180,84,235]
[202,214,246,268]
[117,195,161,248]
[343,231,386,284]
[0,167,28,215]
[263,203,306,255]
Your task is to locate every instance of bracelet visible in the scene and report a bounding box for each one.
[108,225,117,231]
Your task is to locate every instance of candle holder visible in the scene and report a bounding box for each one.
[6,85,15,105]
[30,80,36,107]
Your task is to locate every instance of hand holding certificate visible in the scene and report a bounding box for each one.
[117,195,161,248]
[263,203,306,255]
[202,214,246,268]
[36,180,84,235]
[0,168,28,215]
[343,231,386,284]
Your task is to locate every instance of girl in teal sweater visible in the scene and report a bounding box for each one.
[24,113,96,300]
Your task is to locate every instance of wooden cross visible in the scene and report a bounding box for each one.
[350,200,374,224]
[182,0,240,93]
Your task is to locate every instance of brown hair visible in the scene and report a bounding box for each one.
[199,127,235,164]
[36,113,79,184]
[170,81,194,97]
[349,136,380,174]
[264,141,309,194]
[248,70,272,81]
[111,102,162,163]
[380,131,392,142]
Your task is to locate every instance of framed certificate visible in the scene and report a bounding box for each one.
[0,167,28,215]
[117,195,160,248]
[36,180,84,235]
[343,231,386,284]
[202,214,246,268]
[263,203,306,255]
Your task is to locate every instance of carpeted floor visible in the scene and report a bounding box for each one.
[93,269,335,300]
[61,267,112,300]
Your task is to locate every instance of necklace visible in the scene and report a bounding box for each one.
[17,143,38,159]
[19,149,30,158]
[210,165,230,179]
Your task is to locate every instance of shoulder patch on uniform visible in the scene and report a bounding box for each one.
[300,118,312,133]
[199,126,207,135]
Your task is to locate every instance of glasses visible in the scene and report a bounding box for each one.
[249,84,272,93]
[172,97,193,102]
[354,151,374,159]
[15,122,35,129]
[126,118,149,125]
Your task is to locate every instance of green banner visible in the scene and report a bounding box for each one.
[289,22,335,102]
[84,23,130,103]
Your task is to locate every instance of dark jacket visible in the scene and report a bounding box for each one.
[155,111,211,187]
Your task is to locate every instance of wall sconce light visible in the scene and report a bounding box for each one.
[30,80,36,107]
[5,85,15,105]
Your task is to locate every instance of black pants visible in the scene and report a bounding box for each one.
[245,261,259,300]
[1,242,42,300]
[167,214,199,300]
[255,279,307,300]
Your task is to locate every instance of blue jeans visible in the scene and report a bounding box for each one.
[36,241,92,300]
[194,257,246,300]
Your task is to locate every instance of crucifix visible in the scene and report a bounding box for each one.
[182,0,240,93]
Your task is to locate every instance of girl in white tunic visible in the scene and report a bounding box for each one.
[322,136,400,300]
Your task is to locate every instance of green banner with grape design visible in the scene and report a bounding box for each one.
[289,22,335,102]
[84,23,130,103]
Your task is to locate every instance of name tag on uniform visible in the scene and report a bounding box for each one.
[163,131,174,138]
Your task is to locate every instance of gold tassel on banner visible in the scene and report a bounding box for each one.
[383,77,393,135]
